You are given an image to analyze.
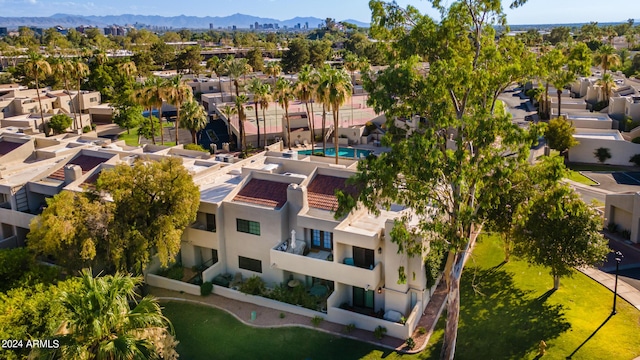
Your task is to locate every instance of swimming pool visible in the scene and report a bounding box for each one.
[298,147,373,158]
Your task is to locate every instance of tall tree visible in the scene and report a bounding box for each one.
[546,116,579,154]
[275,77,294,150]
[179,99,207,145]
[315,64,332,153]
[224,57,252,149]
[97,157,200,273]
[294,64,317,153]
[70,59,90,126]
[23,52,52,134]
[46,270,178,360]
[144,76,167,145]
[513,185,609,289]
[221,104,237,145]
[337,1,536,358]
[597,73,616,104]
[165,75,193,145]
[51,57,79,130]
[235,94,250,151]
[257,83,272,147]
[281,38,310,74]
[264,61,281,127]
[206,56,225,102]
[327,68,352,164]
[596,45,621,74]
[343,52,360,125]
[247,78,266,148]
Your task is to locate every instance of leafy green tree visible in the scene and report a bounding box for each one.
[176,45,203,75]
[338,1,537,358]
[545,26,571,45]
[206,56,225,101]
[150,41,174,70]
[114,103,145,134]
[514,185,609,289]
[308,40,332,68]
[0,247,60,293]
[138,115,161,143]
[0,279,80,360]
[48,114,73,134]
[43,270,178,360]
[281,38,310,73]
[27,191,113,273]
[179,99,207,145]
[246,48,264,72]
[546,116,579,154]
[594,147,612,164]
[97,157,200,273]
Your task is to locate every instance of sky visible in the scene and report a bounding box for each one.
[0,0,638,25]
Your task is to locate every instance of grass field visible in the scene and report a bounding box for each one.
[163,235,640,360]
[566,170,598,186]
[117,125,176,147]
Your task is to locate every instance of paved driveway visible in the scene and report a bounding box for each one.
[581,171,640,193]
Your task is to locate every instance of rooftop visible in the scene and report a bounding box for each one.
[233,178,290,209]
[0,140,23,156]
[48,154,110,181]
[307,174,358,211]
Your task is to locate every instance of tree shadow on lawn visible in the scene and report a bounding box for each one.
[452,266,571,360]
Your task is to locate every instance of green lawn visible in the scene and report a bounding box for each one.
[566,170,598,186]
[424,235,640,360]
[162,235,640,360]
[162,302,415,360]
[117,126,176,147]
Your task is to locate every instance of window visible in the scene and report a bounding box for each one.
[238,256,262,273]
[89,97,97,103]
[353,286,374,309]
[311,229,333,251]
[209,86,214,91]
[206,213,216,232]
[237,219,260,235]
[353,246,374,269]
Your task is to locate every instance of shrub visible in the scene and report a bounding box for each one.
[239,275,266,296]
[279,312,285,319]
[184,143,208,152]
[374,326,387,340]
[345,323,356,333]
[161,264,184,280]
[632,137,640,144]
[594,147,611,164]
[607,222,618,233]
[418,326,427,335]
[622,229,631,239]
[200,281,213,296]
[82,125,92,133]
[406,337,416,350]
[399,316,407,325]
[592,100,609,112]
[48,114,73,134]
[630,154,640,166]
[311,315,324,327]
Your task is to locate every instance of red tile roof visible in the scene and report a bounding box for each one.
[80,170,101,190]
[0,140,22,156]
[48,154,109,181]
[307,174,359,211]
[233,178,289,209]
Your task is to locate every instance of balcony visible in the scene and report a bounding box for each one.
[183,222,219,249]
[270,240,381,288]
[0,207,35,229]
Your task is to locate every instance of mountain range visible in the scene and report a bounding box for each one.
[0,13,370,29]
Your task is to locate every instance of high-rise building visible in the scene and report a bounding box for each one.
[0,27,8,37]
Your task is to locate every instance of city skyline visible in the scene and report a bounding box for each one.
[0,0,638,26]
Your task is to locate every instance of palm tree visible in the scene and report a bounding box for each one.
[596,45,621,74]
[144,76,167,145]
[180,99,208,145]
[265,62,281,125]
[131,84,156,145]
[315,64,332,153]
[206,56,224,102]
[275,77,294,150]
[24,52,52,134]
[165,75,193,145]
[246,78,265,148]
[343,53,360,125]
[551,70,577,117]
[597,73,616,104]
[221,105,237,146]
[224,58,252,150]
[327,68,353,164]
[51,57,79,130]
[257,84,271,147]
[70,59,90,128]
[235,94,250,151]
[294,64,316,153]
[47,270,175,360]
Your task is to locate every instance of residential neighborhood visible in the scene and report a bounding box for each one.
[1,0,640,359]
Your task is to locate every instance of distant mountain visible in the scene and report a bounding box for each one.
[0,13,371,30]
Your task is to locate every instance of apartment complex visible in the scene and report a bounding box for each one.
[0,128,435,339]
[0,84,101,133]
